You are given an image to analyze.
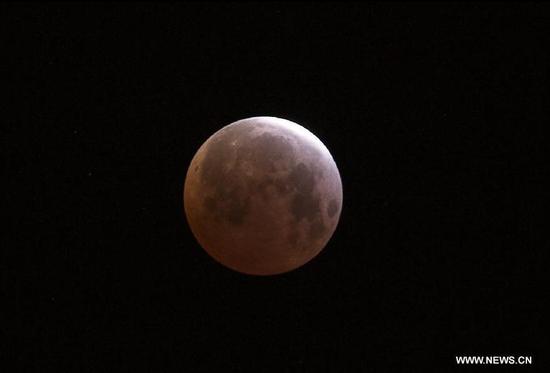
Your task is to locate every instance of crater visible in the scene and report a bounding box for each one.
[288,162,315,194]
[202,185,250,225]
[273,178,291,195]
[200,129,245,186]
[237,131,295,173]
[290,194,320,223]
[287,162,322,223]
[224,186,250,224]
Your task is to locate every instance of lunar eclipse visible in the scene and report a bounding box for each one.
[184,116,343,275]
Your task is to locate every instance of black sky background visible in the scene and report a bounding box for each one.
[4,3,548,371]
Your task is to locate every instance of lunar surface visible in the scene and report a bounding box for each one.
[183,116,342,275]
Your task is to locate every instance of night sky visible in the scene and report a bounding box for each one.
[4,3,547,371]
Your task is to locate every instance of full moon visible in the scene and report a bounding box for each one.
[183,116,343,275]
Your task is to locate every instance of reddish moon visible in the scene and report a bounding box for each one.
[183,116,342,275]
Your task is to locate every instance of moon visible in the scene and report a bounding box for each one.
[183,116,342,275]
